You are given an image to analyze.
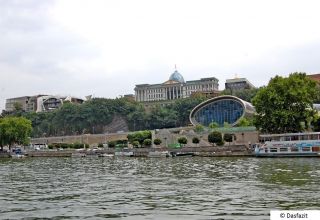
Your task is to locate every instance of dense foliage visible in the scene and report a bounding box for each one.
[252,73,319,133]
[48,143,88,149]
[143,138,152,147]
[208,131,223,146]
[223,133,233,143]
[221,88,260,103]
[177,137,188,146]
[153,138,162,145]
[2,96,207,138]
[0,117,32,150]
[192,137,200,144]
[127,130,152,147]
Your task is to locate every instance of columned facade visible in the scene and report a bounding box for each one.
[134,70,219,103]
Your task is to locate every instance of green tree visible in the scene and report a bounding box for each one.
[0,117,32,150]
[177,137,188,146]
[192,137,200,146]
[108,141,116,148]
[194,124,204,133]
[237,117,252,127]
[221,88,260,102]
[153,138,162,145]
[127,130,152,146]
[146,105,178,129]
[132,141,140,148]
[170,96,207,126]
[143,138,152,147]
[208,131,223,146]
[252,73,318,133]
[223,122,231,128]
[13,102,23,111]
[223,133,233,145]
[209,122,219,129]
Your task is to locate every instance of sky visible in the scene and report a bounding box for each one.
[1,0,320,111]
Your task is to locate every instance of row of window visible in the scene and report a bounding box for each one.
[194,100,244,126]
[137,84,217,94]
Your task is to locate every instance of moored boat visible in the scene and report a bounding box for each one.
[254,132,320,157]
[11,154,26,159]
[170,152,194,157]
[71,152,86,157]
[114,151,134,157]
[148,151,170,158]
[98,153,114,157]
[10,148,27,159]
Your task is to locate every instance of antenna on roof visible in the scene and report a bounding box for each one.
[175,64,177,70]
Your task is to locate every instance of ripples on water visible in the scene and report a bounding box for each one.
[0,157,319,219]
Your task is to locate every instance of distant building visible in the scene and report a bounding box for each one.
[5,95,46,112]
[307,73,320,83]
[5,95,84,113]
[134,68,219,105]
[123,94,135,101]
[225,77,255,91]
[36,95,84,112]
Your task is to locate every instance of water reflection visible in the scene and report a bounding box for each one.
[256,158,315,186]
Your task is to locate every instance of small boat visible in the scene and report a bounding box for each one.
[71,152,86,157]
[98,153,114,157]
[148,151,170,158]
[10,148,26,158]
[170,152,194,157]
[114,151,134,157]
[11,154,26,159]
[255,132,320,157]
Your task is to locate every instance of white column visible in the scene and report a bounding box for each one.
[173,87,175,99]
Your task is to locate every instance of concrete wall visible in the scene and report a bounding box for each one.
[31,129,259,148]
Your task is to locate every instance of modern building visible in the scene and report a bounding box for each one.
[36,95,84,112]
[189,95,255,127]
[5,95,46,112]
[134,68,219,105]
[5,95,84,113]
[225,77,255,91]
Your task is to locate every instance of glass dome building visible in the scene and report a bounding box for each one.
[189,95,255,127]
[169,70,185,83]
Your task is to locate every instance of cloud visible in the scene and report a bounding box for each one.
[1,0,320,111]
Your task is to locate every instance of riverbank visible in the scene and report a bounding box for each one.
[24,145,253,157]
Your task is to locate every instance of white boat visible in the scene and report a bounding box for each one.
[71,152,86,157]
[114,151,134,157]
[254,132,320,157]
[11,154,26,159]
[148,151,170,158]
[10,148,26,158]
[98,153,114,157]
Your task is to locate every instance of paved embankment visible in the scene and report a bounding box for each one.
[27,150,73,157]
[23,145,253,157]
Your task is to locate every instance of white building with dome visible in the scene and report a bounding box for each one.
[134,68,219,105]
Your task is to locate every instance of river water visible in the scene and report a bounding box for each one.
[0,157,319,220]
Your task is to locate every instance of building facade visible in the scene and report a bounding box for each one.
[189,95,255,127]
[134,69,219,104]
[225,77,255,91]
[5,95,84,113]
[5,95,46,112]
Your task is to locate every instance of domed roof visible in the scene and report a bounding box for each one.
[169,70,185,83]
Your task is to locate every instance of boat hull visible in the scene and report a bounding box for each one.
[255,152,320,157]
